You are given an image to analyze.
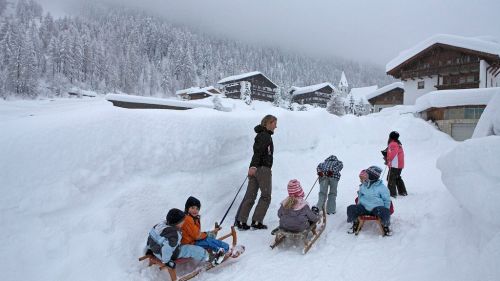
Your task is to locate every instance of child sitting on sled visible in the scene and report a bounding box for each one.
[277,179,320,233]
[181,196,229,260]
[145,208,221,269]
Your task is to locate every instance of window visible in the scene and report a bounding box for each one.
[466,76,474,83]
[418,81,425,89]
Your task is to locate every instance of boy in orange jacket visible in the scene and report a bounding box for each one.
[181,196,229,259]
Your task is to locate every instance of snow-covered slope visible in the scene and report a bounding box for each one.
[0,97,498,281]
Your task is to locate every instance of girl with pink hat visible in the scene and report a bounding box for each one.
[275,179,320,233]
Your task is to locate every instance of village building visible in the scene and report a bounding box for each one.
[344,85,378,115]
[175,86,221,100]
[289,82,336,108]
[386,34,500,105]
[366,82,405,112]
[386,34,500,140]
[217,71,278,102]
[414,87,499,141]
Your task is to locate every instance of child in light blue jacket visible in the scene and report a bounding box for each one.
[347,166,392,234]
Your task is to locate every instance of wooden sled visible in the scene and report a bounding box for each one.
[354,198,394,236]
[139,225,241,281]
[270,207,327,254]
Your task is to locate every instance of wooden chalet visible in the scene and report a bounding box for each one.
[414,87,499,141]
[366,82,404,112]
[290,82,336,108]
[176,86,221,101]
[386,34,500,105]
[217,71,278,102]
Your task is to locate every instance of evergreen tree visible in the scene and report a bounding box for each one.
[240,81,252,105]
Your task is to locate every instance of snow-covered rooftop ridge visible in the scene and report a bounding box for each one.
[386,34,500,72]
[217,71,277,87]
[175,86,219,96]
[105,93,214,109]
[338,71,348,88]
[366,82,404,100]
[348,85,378,99]
[289,82,336,96]
[414,87,500,112]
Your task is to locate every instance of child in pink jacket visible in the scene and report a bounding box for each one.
[385,131,407,197]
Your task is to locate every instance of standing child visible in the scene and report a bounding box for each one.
[181,196,229,261]
[145,208,220,269]
[385,131,407,197]
[312,155,343,215]
[277,179,320,233]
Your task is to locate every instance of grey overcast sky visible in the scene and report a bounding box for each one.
[37,0,500,67]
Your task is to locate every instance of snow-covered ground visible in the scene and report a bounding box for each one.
[0,96,498,281]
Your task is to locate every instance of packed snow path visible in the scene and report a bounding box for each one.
[0,98,496,281]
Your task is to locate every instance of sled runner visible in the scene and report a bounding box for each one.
[139,226,244,281]
[270,207,327,254]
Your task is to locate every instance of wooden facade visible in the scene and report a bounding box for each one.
[388,44,500,90]
[368,88,404,106]
[291,85,334,108]
[108,100,191,110]
[421,105,485,122]
[219,73,277,102]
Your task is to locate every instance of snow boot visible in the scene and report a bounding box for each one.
[383,226,392,236]
[235,221,250,230]
[251,221,268,230]
[348,220,359,234]
[208,249,225,266]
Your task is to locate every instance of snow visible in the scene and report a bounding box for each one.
[365,82,404,101]
[217,71,277,88]
[473,93,500,137]
[414,87,500,112]
[175,86,220,96]
[105,93,215,109]
[289,82,336,96]
[345,85,378,104]
[1,95,499,281]
[386,34,500,72]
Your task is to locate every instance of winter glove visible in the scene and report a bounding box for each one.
[326,171,334,177]
[165,260,176,269]
[311,206,320,215]
[317,171,324,177]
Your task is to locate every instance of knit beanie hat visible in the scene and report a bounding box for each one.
[184,196,201,213]
[166,208,185,226]
[287,179,305,198]
[366,166,382,181]
[389,131,400,141]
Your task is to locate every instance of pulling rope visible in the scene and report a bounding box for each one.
[217,176,248,227]
[305,177,320,200]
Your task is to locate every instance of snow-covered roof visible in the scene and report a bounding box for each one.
[289,82,336,96]
[386,34,500,73]
[348,85,378,101]
[217,71,277,87]
[105,94,214,109]
[415,87,500,112]
[366,82,404,100]
[338,71,348,88]
[175,86,220,96]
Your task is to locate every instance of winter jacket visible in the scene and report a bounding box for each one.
[386,140,404,169]
[278,202,319,232]
[317,155,343,180]
[249,125,274,169]
[146,221,182,263]
[357,179,391,212]
[181,214,207,245]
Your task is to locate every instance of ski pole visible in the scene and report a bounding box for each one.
[305,177,319,200]
[217,176,248,227]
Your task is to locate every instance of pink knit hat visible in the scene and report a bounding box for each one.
[287,179,304,198]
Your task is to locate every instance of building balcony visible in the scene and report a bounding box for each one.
[435,81,479,90]
[401,62,480,80]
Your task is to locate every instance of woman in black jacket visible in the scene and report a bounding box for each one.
[235,114,277,230]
